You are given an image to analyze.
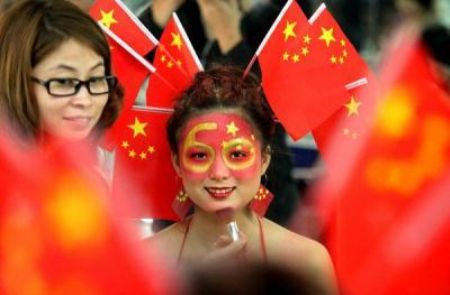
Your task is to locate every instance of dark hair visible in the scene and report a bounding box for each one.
[167,65,275,154]
[0,0,123,139]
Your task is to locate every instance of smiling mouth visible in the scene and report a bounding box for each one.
[63,116,92,129]
[205,187,236,199]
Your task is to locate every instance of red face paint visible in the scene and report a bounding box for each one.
[179,112,261,181]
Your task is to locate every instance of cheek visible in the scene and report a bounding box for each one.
[229,155,262,180]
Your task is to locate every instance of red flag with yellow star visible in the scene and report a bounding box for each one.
[312,74,378,161]
[99,28,156,149]
[0,133,176,294]
[254,2,371,140]
[90,0,158,56]
[112,107,180,220]
[312,32,450,295]
[146,13,203,109]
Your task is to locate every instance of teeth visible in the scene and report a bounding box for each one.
[207,187,233,194]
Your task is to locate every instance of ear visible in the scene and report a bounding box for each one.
[171,153,182,177]
[260,146,272,176]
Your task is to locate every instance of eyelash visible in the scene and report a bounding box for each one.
[229,150,248,159]
[189,152,208,160]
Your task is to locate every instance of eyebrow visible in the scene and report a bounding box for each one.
[49,61,105,73]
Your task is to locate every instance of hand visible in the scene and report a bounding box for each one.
[151,0,185,28]
[202,232,248,265]
[196,0,243,53]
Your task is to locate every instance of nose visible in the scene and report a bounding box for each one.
[70,85,93,107]
[209,155,231,180]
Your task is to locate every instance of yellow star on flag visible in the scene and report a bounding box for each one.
[167,60,174,68]
[99,10,118,29]
[344,96,362,116]
[148,146,156,154]
[291,54,300,63]
[139,152,147,160]
[121,141,130,149]
[318,27,336,47]
[226,121,239,136]
[128,117,148,138]
[301,47,309,56]
[340,39,346,47]
[282,51,290,61]
[129,150,137,158]
[171,32,183,51]
[282,21,297,42]
[303,34,311,44]
[330,55,337,64]
[160,55,167,62]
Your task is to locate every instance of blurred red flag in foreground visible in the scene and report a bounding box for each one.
[312,31,450,295]
[111,107,180,220]
[0,128,176,294]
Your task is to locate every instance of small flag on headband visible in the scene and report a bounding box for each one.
[90,0,158,55]
[146,13,203,109]
[251,1,371,140]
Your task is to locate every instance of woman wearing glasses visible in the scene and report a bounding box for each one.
[0,0,122,142]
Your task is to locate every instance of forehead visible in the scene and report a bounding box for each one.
[33,38,103,74]
[180,110,258,142]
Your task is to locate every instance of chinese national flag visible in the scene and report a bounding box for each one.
[312,73,377,162]
[0,132,176,295]
[312,33,450,295]
[112,107,180,220]
[257,2,371,140]
[100,30,155,149]
[146,13,203,109]
[90,0,158,56]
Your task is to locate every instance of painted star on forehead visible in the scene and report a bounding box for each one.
[345,96,362,116]
[318,27,336,47]
[128,117,148,138]
[171,32,183,51]
[283,21,297,42]
[99,9,118,29]
[226,121,239,137]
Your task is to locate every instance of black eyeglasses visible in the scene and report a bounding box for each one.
[31,76,117,97]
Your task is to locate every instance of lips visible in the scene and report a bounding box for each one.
[205,187,235,199]
[63,116,92,130]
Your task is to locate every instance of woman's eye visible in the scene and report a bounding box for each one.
[54,79,77,86]
[230,150,248,159]
[189,152,208,160]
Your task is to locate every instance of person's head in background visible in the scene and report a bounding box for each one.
[0,0,122,142]
[185,260,325,295]
[167,65,275,215]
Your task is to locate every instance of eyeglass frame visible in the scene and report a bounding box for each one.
[31,75,117,97]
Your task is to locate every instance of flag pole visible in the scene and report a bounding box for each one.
[243,0,295,78]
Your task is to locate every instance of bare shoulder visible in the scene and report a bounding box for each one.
[143,221,188,265]
[262,218,337,294]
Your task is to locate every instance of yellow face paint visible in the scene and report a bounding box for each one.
[179,113,261,179]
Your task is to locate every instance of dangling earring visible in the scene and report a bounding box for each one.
[249,180,274,217]
[172,187,193,220]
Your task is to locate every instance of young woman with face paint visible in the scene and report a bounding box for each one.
[146,66,336,294]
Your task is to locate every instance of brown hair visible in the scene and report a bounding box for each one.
[167,65,275,154]
[0,0,123,139]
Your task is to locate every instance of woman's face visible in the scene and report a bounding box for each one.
[175,111,270,213]
[32,38,108,141]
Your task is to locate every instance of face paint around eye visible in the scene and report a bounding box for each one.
[181,121,217,174]
[222,138,256,170]
[183,145,215,173]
